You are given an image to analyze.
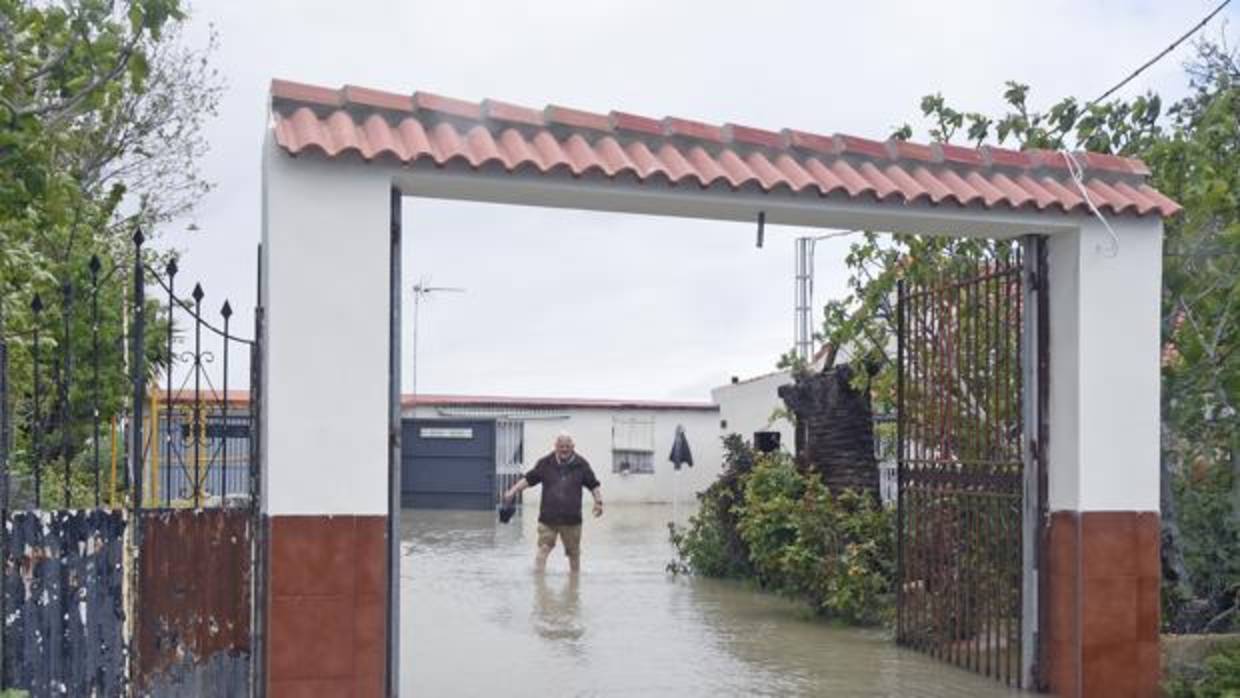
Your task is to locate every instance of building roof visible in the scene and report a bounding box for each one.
[404,394,718,412]
[157,389,716,412]
[269,79,1180,218]
[156,389,251,407]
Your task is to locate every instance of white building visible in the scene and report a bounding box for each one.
[709,371,796,454]
[405,394,722,505]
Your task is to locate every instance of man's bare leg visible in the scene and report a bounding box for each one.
[535,545,553,573]
[567,552,581,575]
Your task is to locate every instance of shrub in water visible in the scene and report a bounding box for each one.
[735,453,895,625]
[668,434,755,579]
[670,438,895,625]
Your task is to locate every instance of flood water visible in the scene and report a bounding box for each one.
[400,505,1030,697]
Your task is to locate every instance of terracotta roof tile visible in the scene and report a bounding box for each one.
[837,134,889,160]
[544,105,611,132]
[983,145,1033,169]
[482,99,544,127]
[724,123,783,149]
[610,111,662,136]
[412,91,481,120]
[342,85,411,112]
[887,139,936,163]
[269,78,1181,218]
[664,116,724,143]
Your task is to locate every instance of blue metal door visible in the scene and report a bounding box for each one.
[401,419,496,510]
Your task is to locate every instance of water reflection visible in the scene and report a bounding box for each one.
[532,573,584,647]
[400,505,1031,697]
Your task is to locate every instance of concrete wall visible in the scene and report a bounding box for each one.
[709,371,796,455]
[408,405,723,504]
[262,135,391,517]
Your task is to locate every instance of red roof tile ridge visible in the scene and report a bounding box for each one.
[268,79,1179,217]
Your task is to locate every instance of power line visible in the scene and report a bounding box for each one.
[1088,0,1233,107]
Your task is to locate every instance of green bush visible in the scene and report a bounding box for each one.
[1165,640,1240,698]
[668,435,754,579]
[735,453,894,625]
[670,438,895,626]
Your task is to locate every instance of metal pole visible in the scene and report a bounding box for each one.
[31,294,43,508]
[61,280,72,508]
[794,237,811,362]
[128,229,146,695]
[0,298,8,688]
[414,290,424,399]
[386,187,403,698]
[1,300,8,511]
[192,284,203,508]
[91,256,102,508]
[130,229,146,513]
[895,279,905,643]
[165,259,177,506]
[249,244,267,698]
[222,301,232,500]
[1019,236,1041,689]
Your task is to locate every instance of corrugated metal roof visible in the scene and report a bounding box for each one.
[269,79,1180,218]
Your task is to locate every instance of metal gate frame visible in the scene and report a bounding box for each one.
[895,236,1045,689]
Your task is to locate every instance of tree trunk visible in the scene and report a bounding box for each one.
[778,362,880,498]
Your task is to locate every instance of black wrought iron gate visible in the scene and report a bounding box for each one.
[895,239,1043,688]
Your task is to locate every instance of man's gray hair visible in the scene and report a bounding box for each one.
[554,431,575,445]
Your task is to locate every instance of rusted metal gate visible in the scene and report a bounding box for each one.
[0,233,266,697]
[895,239,1044,688]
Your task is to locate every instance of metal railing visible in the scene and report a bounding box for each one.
[0,231,262,513]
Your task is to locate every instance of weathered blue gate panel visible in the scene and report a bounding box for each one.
[2,509,127,697]
[402,419,496,510]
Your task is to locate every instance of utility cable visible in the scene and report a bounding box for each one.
[1088,0,1232,107]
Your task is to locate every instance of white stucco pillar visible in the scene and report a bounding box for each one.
[1043,215,1163,698]
[260,137,394,696]
[261,138,392,516]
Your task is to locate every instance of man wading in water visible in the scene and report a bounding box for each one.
[503,433,603,573]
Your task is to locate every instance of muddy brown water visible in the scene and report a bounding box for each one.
[400,505,1032,697]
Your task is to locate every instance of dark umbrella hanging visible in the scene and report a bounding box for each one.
[669,424,694,471]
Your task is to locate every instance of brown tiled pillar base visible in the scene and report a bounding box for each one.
[267,515,387,697]
[1044,511,1161,698]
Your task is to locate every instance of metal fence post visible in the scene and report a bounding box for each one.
[250,243,267,698]
[1020,235,1042,688]
[895,279,905,643]
[61,279,73,508]
[31,293,43,508]
[386,187,402,698]
[131,230,146,515]
[191,283,204,508]
[91,256,102,508]
[221,301,232,500]
[1,300,9,512]
[1,299,8,689]
[164,259,177,508]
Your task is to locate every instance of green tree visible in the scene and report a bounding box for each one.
[817,38,1238,632]
[0,1,220,507]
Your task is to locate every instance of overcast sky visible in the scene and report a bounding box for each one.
[161,0,1232,402]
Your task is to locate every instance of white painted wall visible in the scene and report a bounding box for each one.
[263,143,1163,519]
[408,404,723,505]
[710,371,796,454]
[261,136,393,515]
[1046,216,1163,513]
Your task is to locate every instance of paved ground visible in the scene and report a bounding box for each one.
[400,505,1031,697]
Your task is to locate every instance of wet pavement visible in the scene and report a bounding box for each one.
[400,505,1031,697]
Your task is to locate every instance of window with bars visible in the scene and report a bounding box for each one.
[612,416,655,474]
